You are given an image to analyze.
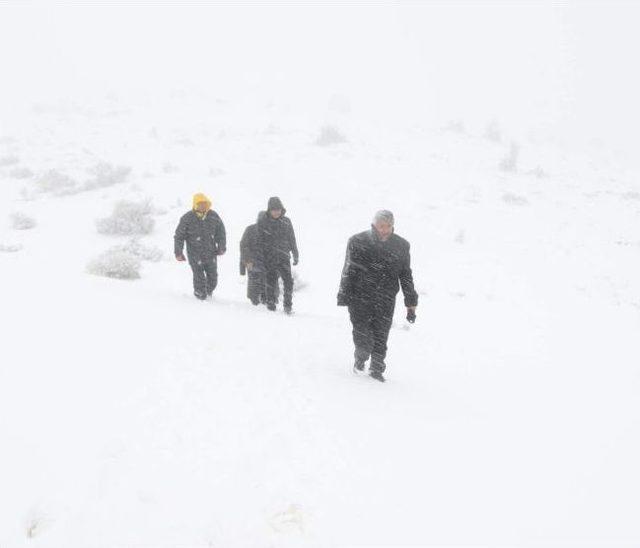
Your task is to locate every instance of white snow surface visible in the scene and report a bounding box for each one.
[1,3,640,547]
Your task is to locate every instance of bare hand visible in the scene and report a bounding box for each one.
[176,254,186,262]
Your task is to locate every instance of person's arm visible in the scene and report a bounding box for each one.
[288,219,299,264]
[174,214,188,260]
[399,243,418,308]
[215,215,227,255]
[337,238,354,306]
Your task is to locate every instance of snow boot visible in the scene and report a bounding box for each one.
[369,370,386,383]
[267,303,276,311]
[353,359,365,373]
[284,305,293,315]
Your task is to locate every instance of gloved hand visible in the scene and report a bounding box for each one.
[293,257,299,266]
[406,308,417,323]
[176,254,186,262]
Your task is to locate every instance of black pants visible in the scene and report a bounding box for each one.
[265,260,293,308]
[348,300,395,372]
[247,266,279,305]
[189,256,217,299]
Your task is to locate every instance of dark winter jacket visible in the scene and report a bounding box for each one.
[257,197,299,265]
[337,228,418,309]
[174,209,226,261]
[239,214,264,275]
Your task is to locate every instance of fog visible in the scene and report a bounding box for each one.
[1,1,639,153]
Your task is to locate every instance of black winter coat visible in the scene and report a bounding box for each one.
[174,210,226,261]
[338,228,418,309]
[257,212,299,265]
[239,223,262,275]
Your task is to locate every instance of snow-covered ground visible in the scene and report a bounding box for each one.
[1,3,639,547]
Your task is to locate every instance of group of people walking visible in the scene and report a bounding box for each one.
[174,193,418,382]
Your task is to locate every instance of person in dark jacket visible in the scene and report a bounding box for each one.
[174,193,226,300]
[239,212,279,306]
[257,197,299,313]
[337,210,418,382]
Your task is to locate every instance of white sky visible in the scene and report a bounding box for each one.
[1,1,639,148]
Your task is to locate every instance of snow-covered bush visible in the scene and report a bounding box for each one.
[484,120,502,143]
[115,238,163,262]
[0,155,19,167]
[82,162,131,191]
[96,199,155,236]
[87,248,141,280]
[443,120,465,134]
[11,211,36,230]
[10,167,34,179]
[37,169,77,194]
[502,192,529,206]
[0,243,23,253]
[499,141,519,172]
[315,125,348,146]
[163,163,179,174]
[528,166,547,179]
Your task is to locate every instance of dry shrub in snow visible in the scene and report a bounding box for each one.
[502,192,529,206]
[0,243,23,253]
[10,167,34,179]
[315,125,348,146]
[484,120,502,143]
[0,155,19,167]
[11,211,36,230]
[37,170,77,194]
[499,141,520,172]
[96,199,155,236]
[87,248,141,280]
[83,162,131,191]
[115,238,163,262]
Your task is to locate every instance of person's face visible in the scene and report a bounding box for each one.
[270,209,282,219]
[374,220,393,241]
[196,201,208,213]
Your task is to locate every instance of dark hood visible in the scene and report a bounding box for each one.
[267,196,286,215]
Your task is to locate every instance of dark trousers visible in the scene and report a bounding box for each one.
[348,300,395,372]
[266,260,293,307]
[247,269,264,305]
[189,256,217,299]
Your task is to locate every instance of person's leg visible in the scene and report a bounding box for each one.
[189,259,207,300]
[348,303,374,365]
[203,257,218,295]
[370,303,395,373]
[279,260,293,309]
[247,270,261,305]
[265,265,279,309]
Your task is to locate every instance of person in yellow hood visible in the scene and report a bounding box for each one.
[174,193,226,300]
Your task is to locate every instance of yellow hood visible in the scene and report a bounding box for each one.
[192,193,212,212]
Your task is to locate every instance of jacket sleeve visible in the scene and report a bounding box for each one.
[337,239,354,306]
[239,228,249,273]
[399,243,418,307]
[288,219,299,262]
[215,216,227,253]
[174,214,188,257]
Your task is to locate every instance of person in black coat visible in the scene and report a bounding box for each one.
[240,212,279,306]
[174,193,226,300]
[337,210,418,382]
[257,197,299,313]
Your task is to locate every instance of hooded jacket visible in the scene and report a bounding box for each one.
[338,227,418,309]
[257,197,299,265]
[174,193,226,260]
[239,212,264,275]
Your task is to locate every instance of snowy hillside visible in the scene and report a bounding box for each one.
[1,2,640,547]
